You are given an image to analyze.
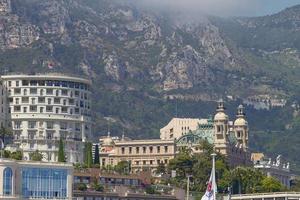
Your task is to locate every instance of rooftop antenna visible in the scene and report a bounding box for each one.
[107,120,110,137]
[175,99,178,117]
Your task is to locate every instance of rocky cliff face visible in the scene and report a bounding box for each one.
[1,0,252,98]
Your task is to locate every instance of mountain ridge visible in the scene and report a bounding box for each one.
[1,0,300,172]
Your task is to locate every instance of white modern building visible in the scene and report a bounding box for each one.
[1,74,92,163]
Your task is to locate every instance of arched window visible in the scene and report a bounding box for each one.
[3,167,12,195]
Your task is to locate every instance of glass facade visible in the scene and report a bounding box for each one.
[3,167,13,196]
[21,167,68,199]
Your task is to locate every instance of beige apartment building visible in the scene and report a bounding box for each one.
[99,135,176,173]
[160,118,207,140]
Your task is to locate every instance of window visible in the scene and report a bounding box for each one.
[63,99,67,105]
[14,121,21,129]
[46,106,53,112]
[28,121,36,129]
[164,146,168,153]
[55,90,59,96]
[55,108,59,114]
[61,89,68,96]
[38,97,45,103]
[22,80,29,86]
[217,125,221,132]
[54,98,60,104]
[46,132,53,139]
[22,97,29,103]
[121,147,125,154]
[75,123,81,131]
[30,106,37,112]
[46,121,53,129]
[15,98,19,104]
[30,88,37,94]
[157,146,160,153]
[40,107,44,113]
[8,81,11,87]
[46,89,53,95]
[129,147,132,154]
[47,98,52,105]
[16,81,19,87]
[23,107,27,113]
[21,168,68,199]
[14,88,21,94]
[38,81,45,86]
[40,89,44,96]
[60,122,67,130]
[14,106,21,112]
[31,98,36,104]
[143,147,146,154]
[61,107,68,113]
[149,146,153,154]
[30,80,37,86]
[3,167,12,196]
[136,147,139,154]
[23,89,28,96]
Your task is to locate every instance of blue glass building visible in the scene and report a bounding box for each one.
[0,159,73,199]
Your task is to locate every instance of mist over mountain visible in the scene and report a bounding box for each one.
[1,0,300,172]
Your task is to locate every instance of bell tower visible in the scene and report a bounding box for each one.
[213,100,229,154]
[234,105,249,149]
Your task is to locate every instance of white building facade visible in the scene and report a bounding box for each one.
[1,74,92,163]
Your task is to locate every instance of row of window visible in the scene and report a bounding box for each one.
[26,142,82,151]
[10,88,89,100]
[11,97,90,109]
[14,121,84,130]
[8,80,90,90]
[11,105,90,116]
[120,145,169,154]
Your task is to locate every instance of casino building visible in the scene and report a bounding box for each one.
[1,74,92,163]
[161,100,251,167]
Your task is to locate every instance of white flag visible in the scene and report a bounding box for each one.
[201,168,217,200]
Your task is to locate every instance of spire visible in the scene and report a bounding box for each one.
[217,99,225,112]
[236,105,245,118]
[122,128,125,141]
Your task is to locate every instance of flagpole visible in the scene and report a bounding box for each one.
[211,153,217,200]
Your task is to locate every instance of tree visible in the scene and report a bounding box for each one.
[93,144,100,165]
[167,140,229,193]
[10,151,23,160]
[29,150,43,161]
[77,183,87,191]
[84,142,93,168]
[156,162,166,175]
[0,127,12,146]
[58,138,66,162]
[261,177,283,192]
[114,161,130,174]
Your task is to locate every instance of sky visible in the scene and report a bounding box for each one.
[135,0,300,17]
[251,0,300,16]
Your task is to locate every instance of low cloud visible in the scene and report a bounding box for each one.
[132,0,287,17]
